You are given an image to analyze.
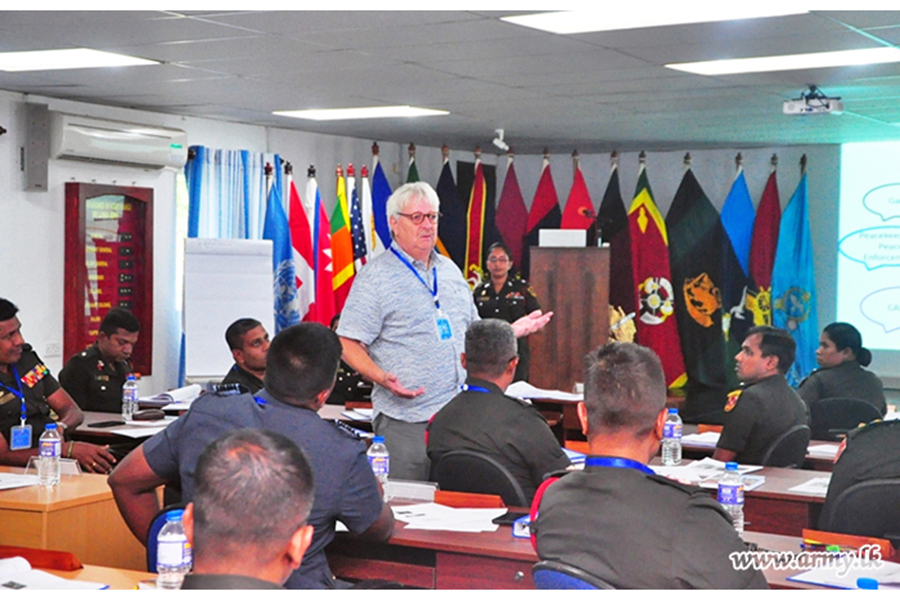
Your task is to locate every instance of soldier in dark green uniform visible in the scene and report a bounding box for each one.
[533,342,766,589]
[473,242,540,382]
[220,318,269,394]
[59,308,140,413]
[714,326,808,465]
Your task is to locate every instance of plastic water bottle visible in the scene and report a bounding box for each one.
[38,423,62,487]
[718,462,745,532]
[661,408,683,466]
[122,374,139,421]
[367,435,390,497]
[156,510,192,589]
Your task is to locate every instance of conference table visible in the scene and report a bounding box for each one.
[0,467,146,571]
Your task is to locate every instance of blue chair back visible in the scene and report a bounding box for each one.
[532,560,615,589]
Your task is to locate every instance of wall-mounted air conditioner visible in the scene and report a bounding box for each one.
[50,112,188,169]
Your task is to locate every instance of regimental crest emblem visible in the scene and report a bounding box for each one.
[683,273,721,328]
[773,286,812,331]
[638,276,675,325]
[724,389,742,412]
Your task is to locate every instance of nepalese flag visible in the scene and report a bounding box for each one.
[464,158,487,289]
[308,175,336,326]
[596,163,634,319]
[360,165,378,261]
[331,169,355,313]
[560,162,595,229]
[348,165,368,272]
[262,177,300,332]
[436,158,467,270]
[772,172,818,387]
[522,157,561,279]
[287,175,314,322]
[495,157,528,269]
[628,164,687,389]
[371,155,393,256]
[749,170,781,325]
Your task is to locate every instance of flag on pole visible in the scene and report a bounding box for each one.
[749,165,781,325]
[495,153,528,269]
[347,164,368,272]
[371,144,392,256]
[263,165,300,332]
[721,166,756,275]
[287,171,314,322]
[360,165,377,262]
[666,164,728,421]
[307,169,336,326]
[522,152,561,279]
[436,150,467,269]
[628,160,687,388]
[464,153,487,288]
[331,165,355,312]
[596,159,634,319]
[560,154,595,230]
[772,167,818,386]
[406,147,420,183]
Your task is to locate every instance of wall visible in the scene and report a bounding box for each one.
[0,87,844,394]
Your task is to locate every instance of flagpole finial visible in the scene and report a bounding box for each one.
[735,152,743,170]
[285,161,293,176]
[264,162,273,177]
[474,146,482,160]
[441,144,449,159]
[610,150,618,168]
[371,142,380,156]
[336,163,343,178]
[770,153,778,168]
[638,151,646,164]
[507,147,514,159]
[543,147,550,159]
[800,154,807,174]
[307,165,316,178]
[347,163,355,176]
[187,147,197,160]
[361,164,368,178]
[408,142,416,158]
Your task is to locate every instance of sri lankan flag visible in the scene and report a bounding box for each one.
[628,163,687,389]
[331,166,355,312]
[463,157,486,289]
[749,169,781,325]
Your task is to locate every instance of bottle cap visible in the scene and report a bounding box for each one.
[45,423,57,430]
[725,462,739,471]
[126,374,136,381]
[667,408,678,414]
[165,509,185,522]
[857,578,878,590]
[372,436,385,444]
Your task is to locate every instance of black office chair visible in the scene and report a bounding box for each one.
[430,450,529,507]
[809,398,882,441]
[532,560,615,589]
[146,502,187,573]
[820,479,900,546]
[760,424,811,468]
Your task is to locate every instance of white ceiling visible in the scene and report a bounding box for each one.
[2,10,900,153]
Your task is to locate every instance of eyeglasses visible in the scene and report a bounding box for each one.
[397,212,440,225]
[487,257,510,264]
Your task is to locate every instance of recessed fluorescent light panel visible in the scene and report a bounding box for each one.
[0,48,158,72]
[501,8,807,35]
[667,47,900,76]
[274,105,449,121]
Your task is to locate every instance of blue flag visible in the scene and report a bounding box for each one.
[721,169,755,276]
[772,172,818,386]
[371,157,393,251]
[263,175,301,332]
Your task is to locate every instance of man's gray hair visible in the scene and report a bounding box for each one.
[465,319,518,379]
[386,182,440,220]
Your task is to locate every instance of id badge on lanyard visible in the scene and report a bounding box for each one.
[4,366,32,450]
[391,247,453,341]
[436,309,452,340]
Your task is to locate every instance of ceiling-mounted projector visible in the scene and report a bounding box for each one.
[783,85,844,115]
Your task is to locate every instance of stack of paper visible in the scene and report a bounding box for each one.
[787,475,832,496]
[654,458,766,491]
[139,384,203,410]
[392,503,507,533]
[107,416,178,439]
[0,557,107,590]
[341,408,373,422]
[806,444,840,460]
[0,473,40,491]
[681,431,721,448]
[506,381,582,402]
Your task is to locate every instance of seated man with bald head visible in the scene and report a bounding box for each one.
[533,342,767,589]
[181,428,315,589]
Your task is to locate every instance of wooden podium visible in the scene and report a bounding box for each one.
[528,247,610,392]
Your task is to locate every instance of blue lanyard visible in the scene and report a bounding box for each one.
[390,246,440,310]
[460,384,492,394]
[252,395,268,407]
[585,456,655,475]
[0,366,27,425]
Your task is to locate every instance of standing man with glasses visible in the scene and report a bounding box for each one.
[338,182,552,481]
[473,242,541,381]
